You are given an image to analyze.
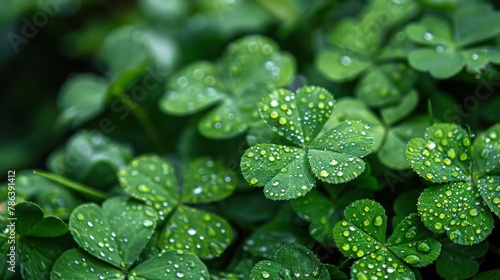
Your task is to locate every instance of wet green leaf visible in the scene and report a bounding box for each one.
[260,86,334,146]
[292,188,373,244]
[118,155,178,220]
[242,86,373,200]
[51,249,124,280]
[182,157,236,203]
[18,236,73,280]
[57,73,108,128]
[334,200,441,279]
[477,176,500,219]
[119,155,235,259]
[15,202,68,238]
[158,206,233,259]
[316,50,372,82]
[161,35,295,139]
[326,98,384,150]
[406,123,471,183]
[472,124,500,178]
[387,214,441,267]
[381,90,419,125]
[472,269,500,280]
[160,61,226,115]
[436,238,488,280]
[129,249,209,280]
[69,197,156,269]
[53,130,133,189]
[355,63,417,108]
[250,243,330,280]
[406,5,500,78]
[417,182,493,245]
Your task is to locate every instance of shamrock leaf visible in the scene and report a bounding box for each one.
[241,86,373,200]
[118,155,236,258]
[48,130,133,189]
[16,202,68,238]
[316,0,418,82]
[406,3,500,78]
[355,63,418,108]
[291,186,373,244]
[329,97,427,170]
[436,238,488,280]
[407,123,500,244]
[249,243,330,280]
[3,202,71,280]
[57,73,109,128]
[334,199,441,280]
[51,248,209,280]
[160,35,295,138]
[69,197,156,269]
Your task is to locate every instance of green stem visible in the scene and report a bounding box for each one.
[33,170,108,200]
[337,258,350,270]
[119,94,168,153]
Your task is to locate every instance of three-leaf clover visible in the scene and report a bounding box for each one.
[160,35,295,138]
[250,243,331,280]
[334,199,441,280]
[315,0,418,81]
[241,86,373,200]
[405,2,500,78]
[407,123,500,244]
[118,155,236,258]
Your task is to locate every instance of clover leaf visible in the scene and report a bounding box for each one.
[316,0,418,82]
[118,155,236,258]
[57,74,109,128]
[0,202,70,280]
[334,199,441,280]
[241,86,373,200]
[329,97,428,170]
[291,186,373,244]
[436,238,489,280]
[407,123,500,244]
[249,243,330,280]
[160,35,295,139]
[69,197,156,269]
[406,3,500,78]
[48,130,133,189]
[51,248,209,280]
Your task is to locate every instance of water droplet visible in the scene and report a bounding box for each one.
[340,56,352,66]
[423,32,434,41]
[261,271,270,278]
[188,228,197,236]
[472,53,479,60]
[176,271,185,278]
[417,242,431,253]
[143,220,153,227]
[436,46,444,53]
[404,254,421,265]
[138,185,150,193]
[374,216,383,227]
[249,178,259,185]
[77,214,84,221]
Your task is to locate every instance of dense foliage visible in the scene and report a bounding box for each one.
[1,0,500,279]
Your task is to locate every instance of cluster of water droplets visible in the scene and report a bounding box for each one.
[118,156,178,221]
[161,207,232,259]
[260,86,334,146]
[407,125,471,182]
